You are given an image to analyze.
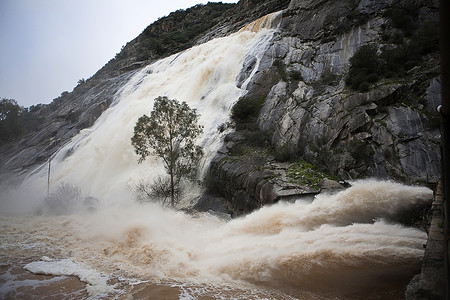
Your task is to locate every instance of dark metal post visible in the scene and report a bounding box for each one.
[47,159,51,197]
[440,0,450,298]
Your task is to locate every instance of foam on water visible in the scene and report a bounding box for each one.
[1,180,432,298]
[24,256,115,298]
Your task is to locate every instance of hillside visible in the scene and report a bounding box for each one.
[0,0,440,205]
[0,0,291,187]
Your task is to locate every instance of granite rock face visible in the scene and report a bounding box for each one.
[205,132,344,216]
[207,0,440,213]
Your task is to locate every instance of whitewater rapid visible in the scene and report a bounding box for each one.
[0,180,432,299]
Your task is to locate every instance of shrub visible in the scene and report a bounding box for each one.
[380,46,407,72]
[289,70,304,81]
[391,31,404,44]
[320,68,339,86]
[381,32,390,42]
[0,98,27,145]
[43,183,82,215]
[231,94,266,127]
[129,177,183,206]
[385,71,397,78]
[136,3,234,60]
[273,59,288,82]
[347,70,366,90]
[349,45,379,74]
[359,82,371,92]
[345,8,438,93]
[346,44,383,92]
[388,4,418,35]
[366,73,379,83]
[286,160,329,189]
[243,130,271,148]
[411,20,439,55]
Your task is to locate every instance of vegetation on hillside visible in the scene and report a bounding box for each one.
[0,98,43,145]
[346,4,439,92]
[113,2,235,64]
[286,160,331,189]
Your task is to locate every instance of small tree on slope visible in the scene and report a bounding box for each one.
[131,96,203,207]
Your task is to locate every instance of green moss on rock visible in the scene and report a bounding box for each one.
[286,160,331,189]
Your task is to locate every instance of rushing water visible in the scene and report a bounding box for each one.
[3,12,281,212]
[0,12,433,299]
[0,180,432,299]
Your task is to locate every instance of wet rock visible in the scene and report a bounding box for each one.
[193,194,233,216]
[205,150,346,216]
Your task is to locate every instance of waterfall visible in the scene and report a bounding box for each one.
[16,13,282,206]
[0,11,434,300]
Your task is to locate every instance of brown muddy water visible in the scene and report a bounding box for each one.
[0,180,432,299]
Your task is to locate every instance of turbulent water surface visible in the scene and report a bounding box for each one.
[0,12,433,300]
[0,180,432,299]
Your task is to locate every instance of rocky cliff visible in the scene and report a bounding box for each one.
[0,0,440,215]
[196,0,441,216]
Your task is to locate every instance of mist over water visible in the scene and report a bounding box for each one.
[1,180,432,299]
[0,12,434,299]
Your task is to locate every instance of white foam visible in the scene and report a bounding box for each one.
[24,256,116,298]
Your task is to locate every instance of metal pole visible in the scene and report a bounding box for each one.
[47,159,51,197]
[439,0,450,298]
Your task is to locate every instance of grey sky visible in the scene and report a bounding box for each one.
[0,0,237,107]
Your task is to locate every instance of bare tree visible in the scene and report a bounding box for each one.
[44,182,82,215]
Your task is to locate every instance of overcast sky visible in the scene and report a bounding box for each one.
[0,0,238,107]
